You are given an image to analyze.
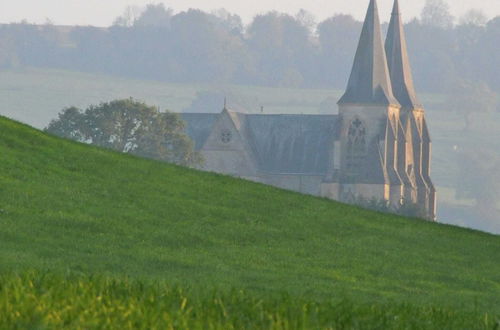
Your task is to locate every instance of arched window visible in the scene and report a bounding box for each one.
[346,118,366,178]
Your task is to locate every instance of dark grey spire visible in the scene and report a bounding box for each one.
[338,0,399,106]
[385,0,421,108]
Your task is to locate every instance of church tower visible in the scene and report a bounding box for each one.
[322,0,436,220]
[385,0,436,219]
[322,0,405,206]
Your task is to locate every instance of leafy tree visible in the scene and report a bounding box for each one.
[475,17,500,91]
[134,4,173,27]
[113,6,142,27]
[0,30,19,68]
[317,14,361,87]
[421,0,454,29]
[211,9,244,35]
[45,106,86,141]
[46,99,202,167]
[246,12,312,86]
[459,9,487,27]
[169,9,250,83]
[295,9,316,33]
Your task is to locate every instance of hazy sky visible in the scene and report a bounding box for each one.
[0,0,499,26]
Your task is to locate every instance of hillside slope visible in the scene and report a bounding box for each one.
[3,67,499,234]
[0,116,498,313]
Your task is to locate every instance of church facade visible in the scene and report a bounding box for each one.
[181,0,437,220]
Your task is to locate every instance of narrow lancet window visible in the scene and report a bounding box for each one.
[346,118,367,178]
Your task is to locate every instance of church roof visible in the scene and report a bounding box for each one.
[338,0,400,106]
[181,112,338,175]
[245,114,338,175]
[385,0,421,109]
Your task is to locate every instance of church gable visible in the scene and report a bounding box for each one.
[201,109,258,177]
[202,110,251,151]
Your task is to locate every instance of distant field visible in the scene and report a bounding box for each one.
[0,68,201,128]
[0,67,444,129]
[0,67,499,232]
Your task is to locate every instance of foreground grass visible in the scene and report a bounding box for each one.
[1,272,498,330]
[0,116,499,318]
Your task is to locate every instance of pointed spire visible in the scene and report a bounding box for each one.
[385,0,421,108]
[338,0,399,106]
[392,0,400,14]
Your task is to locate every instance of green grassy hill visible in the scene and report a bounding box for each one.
[0,116,499,328]
[2,67,499,233]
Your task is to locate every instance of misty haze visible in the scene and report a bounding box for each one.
[1,0,498,233]
[0,0,499,328]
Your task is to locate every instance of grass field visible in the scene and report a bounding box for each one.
[0,116,499,328]
[1,272,497,329]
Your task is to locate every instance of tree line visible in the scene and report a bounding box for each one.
[0,0,499,96]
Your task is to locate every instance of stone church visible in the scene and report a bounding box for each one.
[181,0,437,220]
